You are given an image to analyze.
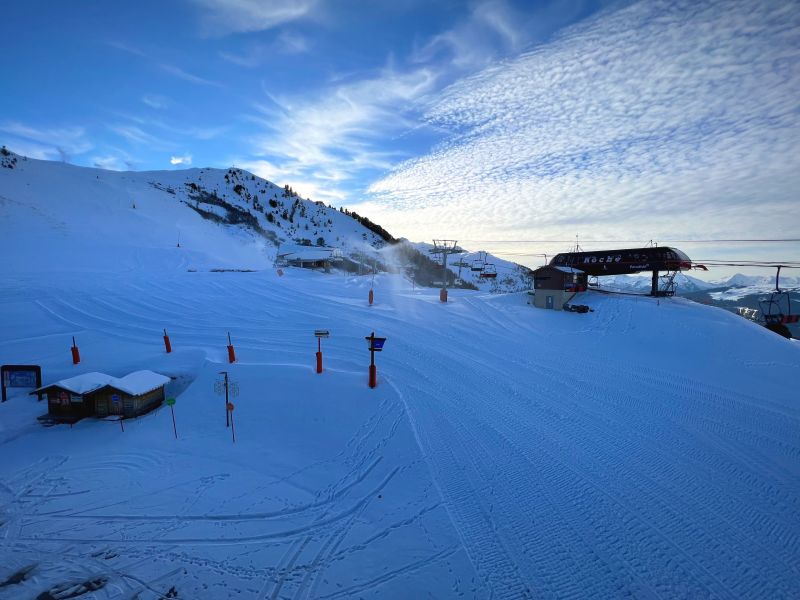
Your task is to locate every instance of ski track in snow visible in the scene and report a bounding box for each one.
[1,270,798,599]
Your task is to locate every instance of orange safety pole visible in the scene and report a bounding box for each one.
[440,288,448,303]
[369,364,377,388]
[227,332,236,363]
[71,336,81,365]
[369,289,374,305]
[316,337,323,373]
[163,328,172,353]
[227,402,236,443]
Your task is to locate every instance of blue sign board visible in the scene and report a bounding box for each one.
[371,338,386,350]
[112,394,120,404]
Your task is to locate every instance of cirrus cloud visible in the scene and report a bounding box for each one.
[366,0,800,247]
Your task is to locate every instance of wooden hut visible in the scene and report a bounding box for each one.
[93,371,171,418]
[33,370,170,423]
[276,244,343,272]
[532,266,587,310]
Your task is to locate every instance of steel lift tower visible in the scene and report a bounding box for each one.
[429,239,463,302]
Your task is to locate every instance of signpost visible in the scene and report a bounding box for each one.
[314,330,330,374]
[166,397,177,439]
[1,364,42,402]
[365,332,387,389]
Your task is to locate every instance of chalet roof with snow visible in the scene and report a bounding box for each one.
[34,370,170,396]
[33,372,115,395]
[277,244,343,262]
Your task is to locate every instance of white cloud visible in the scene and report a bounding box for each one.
[245,65,438,202]
[0,122,92,161]
[159,64,222,87]
[220,32,310,67]
[170,154,192,166]
[190,0,319,35]
[413,0,527,70]
[366,0,800,249]
[142,94,169,109]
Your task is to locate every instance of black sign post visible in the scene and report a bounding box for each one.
[2,365,42,402]
[365,332,387,389]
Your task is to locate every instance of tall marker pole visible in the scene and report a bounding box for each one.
[219,371,230,427]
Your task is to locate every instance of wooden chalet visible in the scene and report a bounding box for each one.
[276,244,343,272]
[33,370,170,423]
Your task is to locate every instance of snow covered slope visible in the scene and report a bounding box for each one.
[1,149,799,598]
[410,242,533,293]
[1,266,798,599]
[0,149,389,275]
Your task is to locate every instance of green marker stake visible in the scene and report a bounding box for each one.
[166,398,177,438]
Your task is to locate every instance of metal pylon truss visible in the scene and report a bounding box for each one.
[429,239,463,290]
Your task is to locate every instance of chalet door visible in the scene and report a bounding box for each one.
[96,397,108,417]
[546,295,554,309]
[109,394,123,415]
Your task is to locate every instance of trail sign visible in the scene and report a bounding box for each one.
[314,330,330,338]
[166,397,176,406]
[2,364,42,402]
[365,334,387,351]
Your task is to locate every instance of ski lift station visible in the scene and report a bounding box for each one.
[532,266,588,310]
[276,244,343,272]
[33,370,171,423]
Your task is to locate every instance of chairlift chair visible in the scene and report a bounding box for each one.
[759,266,798,338]
[470,258,485,272]
[479,264,497,279]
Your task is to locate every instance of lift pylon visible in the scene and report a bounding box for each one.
[429,239,463,302]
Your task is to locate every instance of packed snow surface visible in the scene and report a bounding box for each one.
[1,151,799,598]
[1,267,799,599]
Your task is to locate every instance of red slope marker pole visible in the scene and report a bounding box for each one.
[71,336,81,365]
[163,328,172,353]
[227,332,236,363]
[316,337,323,374]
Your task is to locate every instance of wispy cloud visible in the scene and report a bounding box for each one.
[170,154,192,165]
[142,94,169,109]
[220,31,311,67]
[159,64,222,87]
[0,122,92,161]
[366,0,800,246]
[243,65,438,203]
[190,0,320,35]
[412,0,527,70]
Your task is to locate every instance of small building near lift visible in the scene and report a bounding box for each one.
[532,266,587,310]
[33,370,170,423]
[276,244,343,272]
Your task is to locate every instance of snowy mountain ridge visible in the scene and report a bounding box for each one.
[0,149,393,275]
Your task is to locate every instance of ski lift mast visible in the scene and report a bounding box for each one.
[429,239,463,302]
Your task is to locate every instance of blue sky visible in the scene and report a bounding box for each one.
[2,0,799,265]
